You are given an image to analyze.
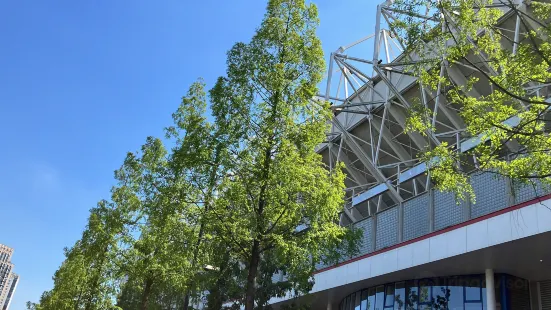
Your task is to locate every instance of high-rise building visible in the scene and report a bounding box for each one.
[0,245,18,310]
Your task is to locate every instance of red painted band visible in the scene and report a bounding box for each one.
[314,193,551,275]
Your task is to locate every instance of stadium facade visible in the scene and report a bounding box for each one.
[267,0,551,309]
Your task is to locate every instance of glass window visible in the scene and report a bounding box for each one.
[465,303,483,310]
[465,277,482,301]
[355,292,361,310]
[406,280,418,310]
[418,279,432,304]
[447,277,464,310]
[350,293,356,310]
[375,286,385,310]
[345,295,351,310]
[367,287,376,310]
[384,285,395,308]
[432,278,448,309]
[361,290,368,310]
[394,282,405,310]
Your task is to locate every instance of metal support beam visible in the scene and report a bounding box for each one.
[333,118,403,204]
[330,140,370,187]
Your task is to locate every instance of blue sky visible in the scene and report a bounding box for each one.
[0,1,374,308]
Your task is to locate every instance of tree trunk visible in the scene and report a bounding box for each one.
[182,292,191,310]
[140,278,154,310]
[245,240,261,310]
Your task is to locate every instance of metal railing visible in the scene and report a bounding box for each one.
[316,172,550,271]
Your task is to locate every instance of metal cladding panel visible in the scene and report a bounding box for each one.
[512,180,551,205]
[470,172,509,219]
[352,183,388,206]
[403,193,430,241]
[398,162,427,184]
[434,190,463,231]
[354,216,374,256]
[375,207,398,250]
[513,181,541,205]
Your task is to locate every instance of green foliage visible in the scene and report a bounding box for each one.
[31,1,356,309]
[200,0,353,308]
[390,0,551,200]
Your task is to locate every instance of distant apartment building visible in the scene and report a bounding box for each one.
[0,245,18,310]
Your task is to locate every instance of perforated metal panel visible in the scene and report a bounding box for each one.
[434,190,463,231]
[354,217,374,256]
[376,207,398,250]
[470,172,509,219]
[512,179,551,205]
[512,181,541,204]
[403,193,430,241]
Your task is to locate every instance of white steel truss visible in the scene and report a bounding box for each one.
[320,0,551,224]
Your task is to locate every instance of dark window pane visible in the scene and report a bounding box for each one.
[367,287,376,310]
[361,290,368,310]
[351,293,356,310]
[375,286,385,310]
[355,291,362,310]
[346,296,351,310]
[385,285,395,307]
[395,282,406,310]
[406,280,418,310]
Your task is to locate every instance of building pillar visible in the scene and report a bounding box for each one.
[486,268,497,310]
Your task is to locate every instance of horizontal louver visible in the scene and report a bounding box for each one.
[541,280,551,310]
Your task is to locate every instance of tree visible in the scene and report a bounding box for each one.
[387,0,551,200]
[200,0,355,308]
[111,137,201,310]
[32,201,123,310]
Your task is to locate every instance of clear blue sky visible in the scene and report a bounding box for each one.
[0,1,373,308]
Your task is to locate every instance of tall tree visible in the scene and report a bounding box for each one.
[202,0,353,308]
[33,200,123,310]
[388,0,551,200]
[112,137,200,310]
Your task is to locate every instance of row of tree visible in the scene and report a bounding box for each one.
[28,1,357,309]
[28,0,551,309]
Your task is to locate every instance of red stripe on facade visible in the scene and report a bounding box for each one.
[314,193,551,274]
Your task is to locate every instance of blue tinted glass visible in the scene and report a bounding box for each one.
[447,283,464,310]
[375,286,385,310]
[432,280,447,309]
[465,302,483,310]
[355,292,361,310]
[394,282,405,310]
[465,278,482,301]
[367,287,376,310]
[361,290,368,310]
[418,281,431,303]
[385,285,395,307]
[406,281,418,310]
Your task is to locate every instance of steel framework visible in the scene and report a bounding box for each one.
[319,0,551,224]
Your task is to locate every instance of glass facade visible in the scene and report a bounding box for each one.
[338,274,530,310]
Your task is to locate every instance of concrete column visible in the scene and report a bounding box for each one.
[486,269,497,310]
